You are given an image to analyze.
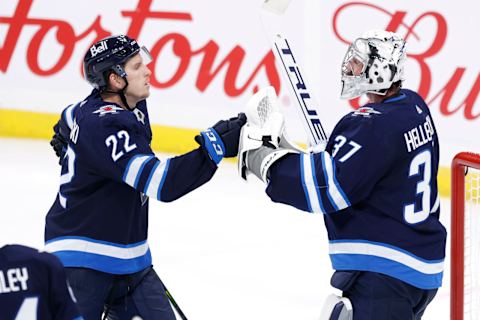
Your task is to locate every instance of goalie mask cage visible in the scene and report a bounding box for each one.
[451,152,480,320]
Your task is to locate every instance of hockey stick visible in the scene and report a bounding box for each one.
[261,0,328,147]
[163,283,188,320]
[101,271,188,320]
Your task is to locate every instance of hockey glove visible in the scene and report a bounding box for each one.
[238,86,300,182]
[50,119,70,164]
[195,113,247,164]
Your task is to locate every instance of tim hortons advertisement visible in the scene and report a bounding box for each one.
[0,0,478,164]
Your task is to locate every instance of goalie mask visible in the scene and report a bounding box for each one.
[340,30,406,99]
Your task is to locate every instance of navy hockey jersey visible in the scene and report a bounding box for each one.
[0,244,82,320]
[267,89,446,289]
[45,90,217,275]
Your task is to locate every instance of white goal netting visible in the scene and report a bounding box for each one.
[464,166,480,320]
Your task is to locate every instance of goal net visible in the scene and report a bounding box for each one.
[451,152,480,320]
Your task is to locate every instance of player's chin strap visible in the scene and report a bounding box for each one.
[103,79,135,111]
[319,294,353,320]
[238,86,303,183]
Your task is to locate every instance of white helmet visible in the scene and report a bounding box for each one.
[340,29,407,99]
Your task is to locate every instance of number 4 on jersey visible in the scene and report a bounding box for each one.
[15,297,38,319]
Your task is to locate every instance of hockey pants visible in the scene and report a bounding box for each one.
[331,271,438,320]
[65,266,176,320]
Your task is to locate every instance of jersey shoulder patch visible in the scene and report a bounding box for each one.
[351,106,382,118]
[93,104,124,116]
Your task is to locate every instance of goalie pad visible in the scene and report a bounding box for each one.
[238,86,300,181]
[319,294,353,320]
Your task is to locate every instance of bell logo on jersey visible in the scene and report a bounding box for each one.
[352,107,382,117]
[93,105,123,116]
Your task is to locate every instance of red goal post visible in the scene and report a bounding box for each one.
[451,152,480,320]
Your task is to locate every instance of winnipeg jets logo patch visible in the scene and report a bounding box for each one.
[93,105,123,116]
[352,107,382,117]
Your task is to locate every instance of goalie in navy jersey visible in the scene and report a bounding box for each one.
[0,244,82,320]
[45,35,245,319]
[238,30,446,319]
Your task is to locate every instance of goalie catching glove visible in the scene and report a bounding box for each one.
[238,86,302,182]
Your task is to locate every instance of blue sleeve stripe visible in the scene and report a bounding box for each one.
[309,154,326,214]
[300,153,325,213]
[157,159,170,201]
[63,103,78,130]
[143,161,159,195]
[331,159,351,206]
[299,154,313,212]
[143,159,169,201]
[123,154,154,189]
[321,152,350,210]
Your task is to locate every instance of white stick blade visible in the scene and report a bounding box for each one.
[262,0,292,15]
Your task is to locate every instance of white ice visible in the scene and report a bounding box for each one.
[0,138,451,319]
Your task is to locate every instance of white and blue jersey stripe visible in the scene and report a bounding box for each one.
[300,153,350,213]
[45,237,152,275]
[329,240,444,289]
[62,103,79,130]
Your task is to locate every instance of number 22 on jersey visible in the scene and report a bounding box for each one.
[105,130,137,162]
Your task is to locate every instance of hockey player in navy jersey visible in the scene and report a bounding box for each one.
[238,30,446,319]
[0,244,82,320]
[45,35,246,319]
